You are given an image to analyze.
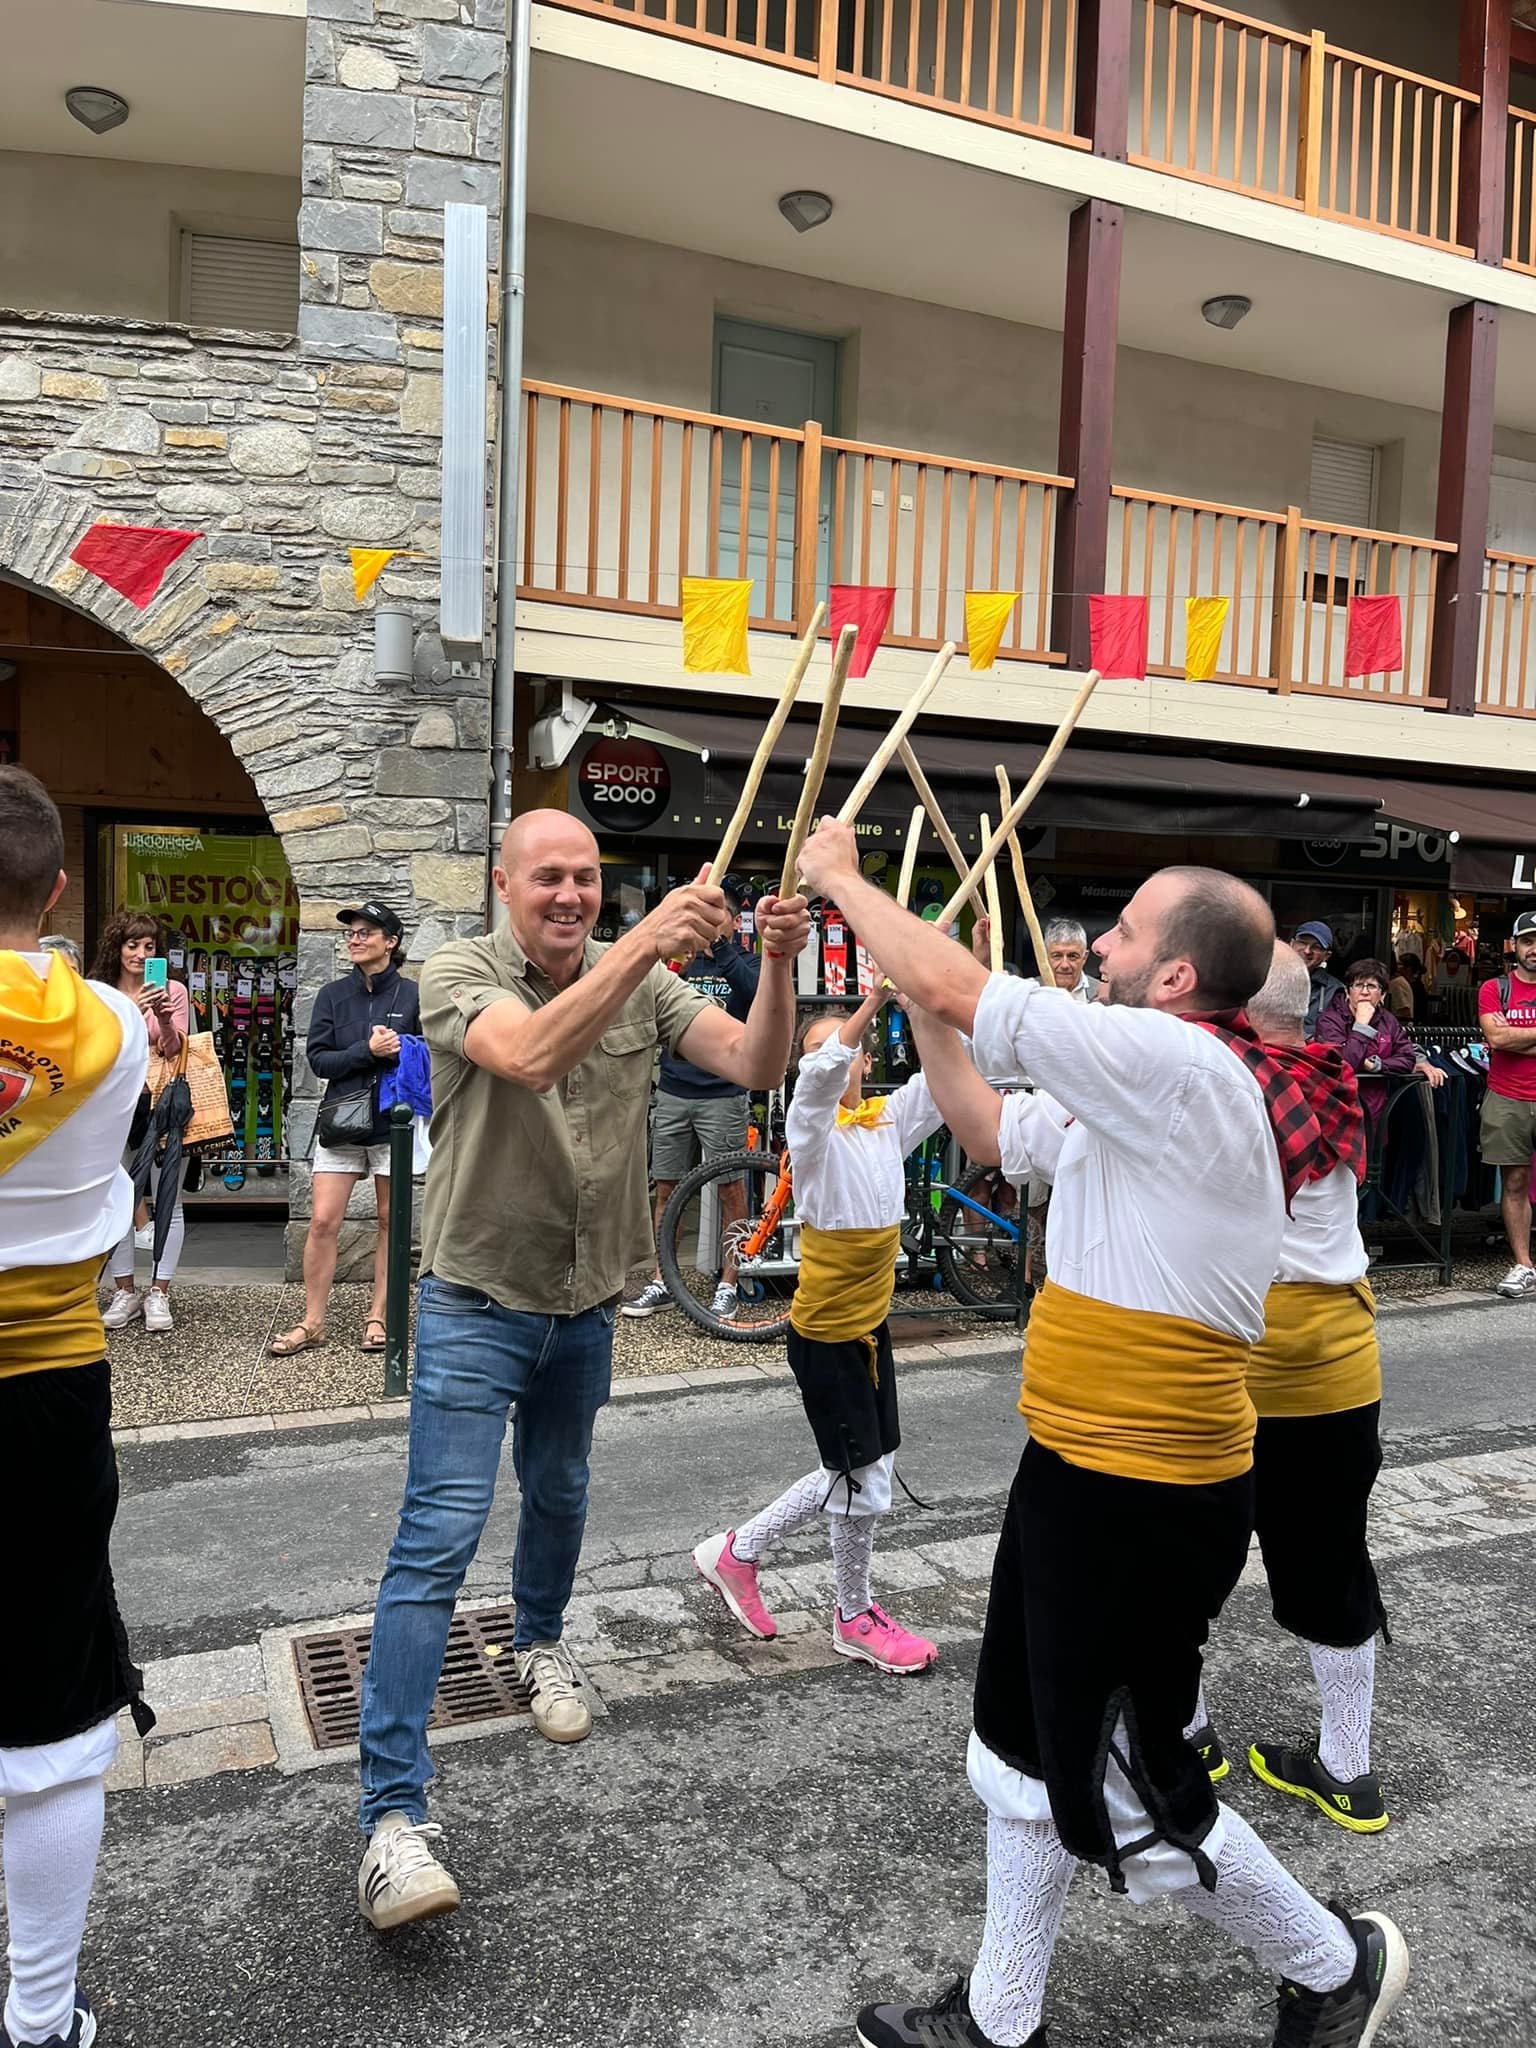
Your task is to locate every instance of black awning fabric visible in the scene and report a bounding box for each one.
[640,708,1382,843]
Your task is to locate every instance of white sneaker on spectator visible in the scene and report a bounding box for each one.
[1496,1264,1536,1298]
[143,1289,175,1333]
[103,1289,142,1330]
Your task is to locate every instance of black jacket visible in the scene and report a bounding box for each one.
[306,962,421,1144]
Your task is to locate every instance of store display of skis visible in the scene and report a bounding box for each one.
[223,967,253,1191]
[253,965,278,1177]
[277,952,297,1167]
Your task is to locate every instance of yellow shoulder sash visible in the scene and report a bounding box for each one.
[0,954,125,1175]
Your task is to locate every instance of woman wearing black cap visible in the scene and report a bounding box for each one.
[271,903,420,1356]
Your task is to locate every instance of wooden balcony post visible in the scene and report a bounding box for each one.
[1457,0,1511,262]
[1269,505,1301,692]
[816,0,840,82]
[1051,199,1123,669]
[1430,299,1499,714]
[1297,29,1326,214]
[1074,0,1132,158]
[794,419,825,635]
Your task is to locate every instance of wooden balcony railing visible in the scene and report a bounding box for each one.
[1109,486,1286,682]
[1480,550,1536,715]
[518,383,1466,707]
[1130,1,1306,206]
[1315,44,1472,249]
[1281,513,1450,702]
[823,432,1068,657]
[1507,106,1536,272]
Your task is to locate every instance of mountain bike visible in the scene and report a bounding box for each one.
[655,1138,1024,1343]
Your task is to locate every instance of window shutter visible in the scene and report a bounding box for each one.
[1308,437,1379,529]
[184,234,299,333]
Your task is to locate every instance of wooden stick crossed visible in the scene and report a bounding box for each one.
[779,622,857,898]
[996,763,1053,984]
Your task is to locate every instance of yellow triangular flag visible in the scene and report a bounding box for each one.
[965,590,1020,672]
[351,548,403,600]
[681,576,752,675]
[1184,596,1230,682]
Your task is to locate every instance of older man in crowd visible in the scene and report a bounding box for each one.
[352,811,808,1932]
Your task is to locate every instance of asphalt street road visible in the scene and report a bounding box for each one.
[21,1296,1536,2048]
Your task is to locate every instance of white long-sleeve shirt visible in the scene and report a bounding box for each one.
[1272,1161,1367,1286]
[976,974,1285,1342]
[786,1035,945,1230]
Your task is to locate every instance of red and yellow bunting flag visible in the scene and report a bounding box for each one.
[964,590,1020,672]
[829,584,895,678]
[1088,595,1149,681]
[681,577,752,675]
[1183,596,1230,683]
[68,523,201,608]
[1345,594,1403,678]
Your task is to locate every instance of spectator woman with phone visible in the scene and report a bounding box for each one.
[91,912,189,1335]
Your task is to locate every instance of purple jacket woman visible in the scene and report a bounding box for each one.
[1314,959,1416,1126]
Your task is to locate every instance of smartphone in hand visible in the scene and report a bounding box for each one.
[144,957,169,991]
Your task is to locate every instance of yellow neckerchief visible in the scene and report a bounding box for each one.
[0,952,123,1174]
[790,1222,901,1383]
[1248,1280,1380,1419]
[1020,1279,1255,1485]
[835,1095,890,1130]
[0,1258,105,1377]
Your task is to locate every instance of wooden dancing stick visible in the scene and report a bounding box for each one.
[896,737,986,917]
[834,643,956,826]
[939,669,1102,927]
[779,621,857,898]
[704,600,826,887]
[978,812,1006,974]
[894,805,925,910]
[995,763,1052,985]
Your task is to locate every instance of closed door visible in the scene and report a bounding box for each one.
[713,319,839,618]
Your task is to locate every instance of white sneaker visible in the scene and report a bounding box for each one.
[133,1222,155,1251]
[143,1289,174,1333]
[103,1290,142,1330]
[358,1812,460,1931]
[515,1640,593,1744]
[1496,1264,1536,1298]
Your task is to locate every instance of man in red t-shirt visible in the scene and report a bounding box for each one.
[1477,907,1536,1298]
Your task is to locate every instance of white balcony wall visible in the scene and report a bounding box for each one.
[0,151,300,324]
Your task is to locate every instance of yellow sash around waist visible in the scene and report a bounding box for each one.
[1247,1280,1380,1420]
[1020,1279,1255,1486]
[0,1258,107,1377]
[790,1222,901,1346]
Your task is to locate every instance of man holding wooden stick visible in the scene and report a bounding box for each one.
[794,820,1409,2048]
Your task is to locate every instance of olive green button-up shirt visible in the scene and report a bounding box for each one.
[418,923,714,1316]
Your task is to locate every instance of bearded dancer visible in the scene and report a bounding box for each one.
[1185,942,1388,1834]
[0,768,155,2048]
[694,983,941,1675]
[794,823,1409,2048]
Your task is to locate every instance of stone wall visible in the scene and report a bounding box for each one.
[0,0,509,1275]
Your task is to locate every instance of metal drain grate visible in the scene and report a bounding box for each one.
[291,1605,530,1751]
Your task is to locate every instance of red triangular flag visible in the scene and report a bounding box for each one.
[1088,594,1149,681]
[69,522,202,608]
[829,584,896,679]
[1344,594,1402,679]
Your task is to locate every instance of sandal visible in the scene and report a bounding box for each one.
[361,1318,388,1353]
[270,1322,326,1357]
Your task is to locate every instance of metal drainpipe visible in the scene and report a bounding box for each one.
[488,0,531,927]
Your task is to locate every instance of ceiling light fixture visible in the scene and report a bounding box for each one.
[65,86,130,135]
[778,190,834,234]
[1201,293,1252,330]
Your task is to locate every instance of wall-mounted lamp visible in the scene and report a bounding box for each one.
[66,86,130,134]
[1201,293,1252,330]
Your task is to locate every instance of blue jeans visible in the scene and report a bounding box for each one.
[357,1276,614,1833]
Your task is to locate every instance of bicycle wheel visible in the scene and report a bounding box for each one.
[657,1150,798,1342]
[935,1163,1024,1320]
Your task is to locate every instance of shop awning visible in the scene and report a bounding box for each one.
[1270,765,1536,894]
[633,708,1382,843]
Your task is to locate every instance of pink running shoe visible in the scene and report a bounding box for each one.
[832,1602,938,1675]
[692,1529,778,1640]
